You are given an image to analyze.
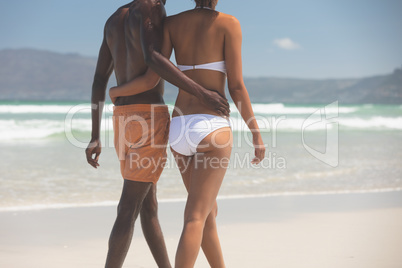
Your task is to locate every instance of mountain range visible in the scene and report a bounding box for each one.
[1,48,401,104]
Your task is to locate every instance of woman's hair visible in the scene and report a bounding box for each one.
[194,0,218,8]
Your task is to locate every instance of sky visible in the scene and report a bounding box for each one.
[0,0,401,79]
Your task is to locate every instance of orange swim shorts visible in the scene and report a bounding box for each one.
[112,104,170,184]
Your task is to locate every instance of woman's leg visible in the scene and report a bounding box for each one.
[201,203,223,267]
[175,127,232,268]
[172,151,224,267]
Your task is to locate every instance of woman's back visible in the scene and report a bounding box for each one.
[165,8,234,116]
[163,4,266,268]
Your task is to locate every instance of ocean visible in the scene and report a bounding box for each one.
[0,101,401,211]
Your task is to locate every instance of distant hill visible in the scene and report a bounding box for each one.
[243,70,402,104]
[0,48,401,104]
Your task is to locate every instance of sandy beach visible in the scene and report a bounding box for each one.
[1,191,401,268]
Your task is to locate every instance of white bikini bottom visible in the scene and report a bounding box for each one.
[169,114,231,156]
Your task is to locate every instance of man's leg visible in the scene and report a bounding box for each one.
[140,184,172,268]
[105,179,153,268]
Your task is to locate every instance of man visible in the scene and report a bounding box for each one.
[85,0,230,267]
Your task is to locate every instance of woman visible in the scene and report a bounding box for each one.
[110,1,266,267]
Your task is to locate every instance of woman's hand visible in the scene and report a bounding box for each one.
[108,68,161,105]
[251,133,266,165]
[109,86,117,104]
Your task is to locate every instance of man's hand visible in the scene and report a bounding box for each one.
[200,89,231,117]
[86,139,102,168]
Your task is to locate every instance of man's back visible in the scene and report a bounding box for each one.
[105,3,164,105]
[86,0,230,168]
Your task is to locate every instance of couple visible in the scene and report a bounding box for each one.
[85,0,265,267]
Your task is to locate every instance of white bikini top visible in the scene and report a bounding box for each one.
[177,7,225,74]
[177,61,227,74]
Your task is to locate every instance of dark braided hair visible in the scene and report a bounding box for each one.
[194,0,218,8]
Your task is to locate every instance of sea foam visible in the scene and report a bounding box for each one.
[1,103,401,141]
